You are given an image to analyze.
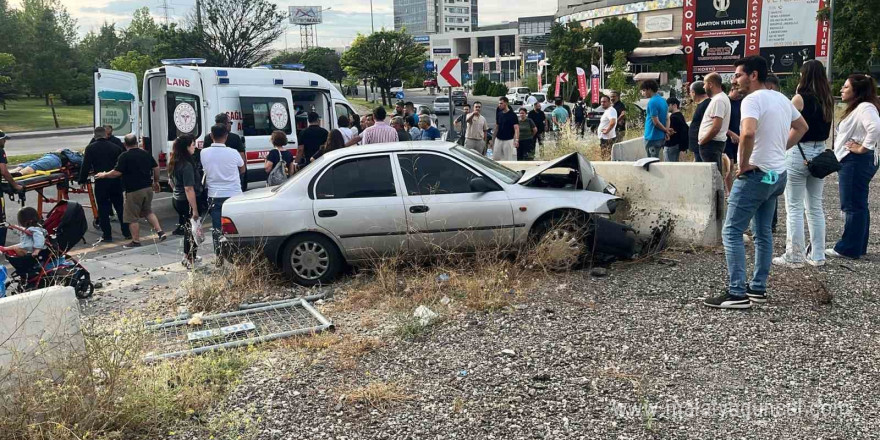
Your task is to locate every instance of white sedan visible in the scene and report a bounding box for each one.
[220,143,619,285]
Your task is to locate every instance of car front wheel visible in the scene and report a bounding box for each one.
[530,213,595,271]
[282,233,344,286]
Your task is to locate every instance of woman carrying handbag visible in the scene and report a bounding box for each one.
[827,74,880,260]
[773,60,835,268]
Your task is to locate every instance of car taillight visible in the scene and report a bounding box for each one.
[221,217,239,235]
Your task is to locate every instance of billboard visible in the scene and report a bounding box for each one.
[289,6,322,25]
[682,0,830,81]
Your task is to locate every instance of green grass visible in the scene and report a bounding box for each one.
[6,152,47,164]
[0,98,93,132]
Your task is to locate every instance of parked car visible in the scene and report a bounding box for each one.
[506,87,531,105]
[523,92,547,111]
[220,144,620,285]
[424,78,438,88]
[451,89,468,106]
[586,106,604,132]
[416,104,439,126]
[433,96,451,114]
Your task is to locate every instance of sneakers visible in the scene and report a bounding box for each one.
[745,286,768,304]
[703,292,752,309]
[123,241,142,249]
[157,231,167,242]
[825,249,854,260]
[772,256,805,268]
[806,258,826,267]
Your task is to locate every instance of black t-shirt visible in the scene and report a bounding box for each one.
[298,125,329,163]
[266,149,294,169]
[172,160,202,201]
[201,132,245,153]
[800,93,832,142]
[495,109,518,141]
[528,110,547,134]
[689,99,711,145]
[666,112,689,148]
[0,147,7,165]
[613,101,627,132]
[726,98,742,152]
[114,148,158,192]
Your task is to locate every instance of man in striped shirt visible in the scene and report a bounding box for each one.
[361,107,399,145]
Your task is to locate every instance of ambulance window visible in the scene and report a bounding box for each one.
[99,99,133,135]
[166,92,202,141]
[240,97,292,136]
[334,103,355,125]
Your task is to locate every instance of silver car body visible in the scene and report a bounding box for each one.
[222,142,619,265]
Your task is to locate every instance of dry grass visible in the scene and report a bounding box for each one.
[278,332,384,370]
[182,249,284,313]
[343,381,411,410]
[0,316,252,440]
[537,123,605,161]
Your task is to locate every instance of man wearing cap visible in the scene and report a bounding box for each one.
[202,113,246,192]
[0,130,23,245]
[295,112,329,166]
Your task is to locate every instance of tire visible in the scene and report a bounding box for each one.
[530,213,594,271]
[281,233,344,287]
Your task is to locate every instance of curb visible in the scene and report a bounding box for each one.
[8,126,93,140]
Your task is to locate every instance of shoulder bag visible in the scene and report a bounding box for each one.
[798,143,840,179]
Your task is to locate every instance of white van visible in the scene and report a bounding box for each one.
[93,59,357,183]
[505,87,531,105]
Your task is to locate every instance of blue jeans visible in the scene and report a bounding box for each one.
[209,197,229,257]
[782,142,826,263]
[19,154,62,171]
[723,169,788,296]
[664,146,680,162]
[645,138,665,159]
[834,151,878,258]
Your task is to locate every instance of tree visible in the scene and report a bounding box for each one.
[111,51,156,85]
[268,50,304,65]
[0,53,15,109]
[122,7,160,55]
[547,22,592,98]
[341,29,426,106]
[590,17,642,62]
[201,0,284,67]
[825,0,880,76]
[606,51,629,93]
[15,0,78,104]
[77,23,124,69]
[153,23,217,64]
[301,47,344,85]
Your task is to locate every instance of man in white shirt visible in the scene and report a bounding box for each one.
[463,101,489,155]
[697,72,731,173]
[201,123,245,262]
[704,56,809,310]
[597,95,617,158]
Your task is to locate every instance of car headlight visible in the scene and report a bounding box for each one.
[604,183,618,195]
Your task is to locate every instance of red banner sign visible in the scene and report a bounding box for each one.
[576,67,588,100]
[554,74,562,99]
[591,75,600,104]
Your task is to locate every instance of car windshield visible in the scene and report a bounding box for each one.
[271,154,327,192]
[450,146,521,184]
[517,88,529,93]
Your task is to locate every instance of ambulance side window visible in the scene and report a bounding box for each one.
[166,92,202,141]
[334,103,355,127]
[240,97,292,136]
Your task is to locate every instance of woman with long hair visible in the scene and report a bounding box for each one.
[265,130,295,185]
[313,129,346,160]
[773,60,833,267]
[168,135,205,267]
[827,74,880,259]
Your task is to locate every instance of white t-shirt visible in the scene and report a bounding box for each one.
[598,106,618,140]
[201,143,244,198]
[339,127,353,144]
[740,89,802,173]
[698,92,732,143]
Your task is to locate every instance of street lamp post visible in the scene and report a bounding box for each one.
[593,42,605,91]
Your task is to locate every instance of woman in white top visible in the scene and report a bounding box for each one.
[827,74,880,259]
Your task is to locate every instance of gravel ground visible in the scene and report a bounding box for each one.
[168,177,880,439]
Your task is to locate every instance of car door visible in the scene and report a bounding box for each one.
[395,152,514,254]
[312,154,409,261]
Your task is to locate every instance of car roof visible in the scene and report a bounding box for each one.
[317,141,458,162]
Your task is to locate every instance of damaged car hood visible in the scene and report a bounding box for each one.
[516,152,616,194]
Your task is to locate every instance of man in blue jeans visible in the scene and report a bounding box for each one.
[704,56,809,309]
[200,124,245,265]
[640,80,669,158]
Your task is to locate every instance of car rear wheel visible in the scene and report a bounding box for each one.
[282,233,343,286]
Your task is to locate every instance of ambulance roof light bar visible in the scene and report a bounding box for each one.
[160,58,207,66]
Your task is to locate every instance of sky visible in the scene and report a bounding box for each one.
[53,0,558,50]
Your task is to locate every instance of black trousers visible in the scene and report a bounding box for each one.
[94,180,130,240]
[173,197,207,261]
[699,140,725,174]
[517,138,536,161]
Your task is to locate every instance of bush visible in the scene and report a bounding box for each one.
[496,83,508,96]
[473,75,491,95]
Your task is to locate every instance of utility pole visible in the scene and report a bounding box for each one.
[195,0,204,32]
[370,0,375,33]
[825,0,834,81]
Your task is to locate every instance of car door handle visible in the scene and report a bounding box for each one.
[318,210,337,218]
[409,205,429,214]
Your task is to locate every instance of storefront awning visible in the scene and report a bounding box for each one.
[630,45,683,58]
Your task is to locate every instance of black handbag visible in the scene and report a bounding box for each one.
[798,143,841,178]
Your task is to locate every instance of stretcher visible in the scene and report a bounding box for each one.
[0,163,97,219]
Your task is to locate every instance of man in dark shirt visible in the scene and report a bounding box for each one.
[296,112,329,166]
[528,102,547,146]
[688,81,710,162]
[80,126,129,243]
[392,116,411,141]
[724,88,743,162]
[611,91,627,143]
[202,113,247,192]
[0,130,22,245]
[665,98,690,162]
[104,125,125,149]
[96,134,165,248]
[493,97,519,161]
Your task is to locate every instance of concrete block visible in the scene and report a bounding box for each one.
[501,160,725,246]
[0,286,83,374]
[611,137,648,161]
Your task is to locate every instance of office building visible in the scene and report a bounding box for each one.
[394,0,477,35]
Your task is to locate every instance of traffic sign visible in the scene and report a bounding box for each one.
[424,60,435,72]
[438,59,461,88]
[396,91,405,99]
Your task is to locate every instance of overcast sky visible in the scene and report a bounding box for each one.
[54,0,557,49]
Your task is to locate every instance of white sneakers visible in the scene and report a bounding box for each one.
[772,255,826,268]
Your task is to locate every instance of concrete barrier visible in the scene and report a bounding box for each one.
[0,286,83,374]
[502,160,725,246]
[611,137,648,161]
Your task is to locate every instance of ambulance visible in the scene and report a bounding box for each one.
[93,58,358,182]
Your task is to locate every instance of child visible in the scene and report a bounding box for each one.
[9,207,47,257]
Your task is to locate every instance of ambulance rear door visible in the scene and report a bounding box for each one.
[94,68,140,138]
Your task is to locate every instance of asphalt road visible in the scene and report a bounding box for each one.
[5,133,94,157]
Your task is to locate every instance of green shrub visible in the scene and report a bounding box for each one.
[473,75,491,95]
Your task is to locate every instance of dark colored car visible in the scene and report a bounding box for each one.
[587,106,604,132]
[451,90,467,106]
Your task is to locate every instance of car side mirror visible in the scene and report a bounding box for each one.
[469,177,492,193]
